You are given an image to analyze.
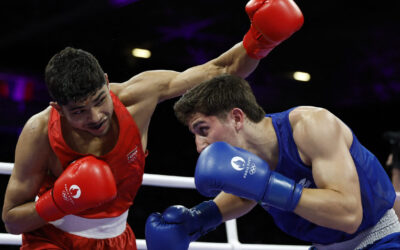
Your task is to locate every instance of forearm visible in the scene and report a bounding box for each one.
[214,192,257,222]
[212,42,259,79]
[3,201,46,234]
[294,188,362,234]
[157,43,258,101]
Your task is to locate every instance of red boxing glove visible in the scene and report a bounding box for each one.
[243,0,304,59]
[36,156,117,222]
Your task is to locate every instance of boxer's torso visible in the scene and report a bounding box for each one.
[43,91,146,218]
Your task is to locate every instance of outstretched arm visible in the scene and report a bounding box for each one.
[116,42,257,108]
[119,0,303,104]
[156,42,258,102]
[114,0,303,144]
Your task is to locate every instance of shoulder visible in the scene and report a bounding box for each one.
[25,107,51,134]
[289,106,352,158]
[14,107,53,173]
[289,106,333,125]
[289,106,342,136]
[19,107,51,148]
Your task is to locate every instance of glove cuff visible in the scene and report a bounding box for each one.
[189,200,222,240]
[36,189,66,222]
[243,25,275,60]
[261,172,303,211]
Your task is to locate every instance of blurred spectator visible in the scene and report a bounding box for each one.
[384,131,400,218]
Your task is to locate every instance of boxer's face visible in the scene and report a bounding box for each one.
[188,112,238,153]
[57,84,114,137]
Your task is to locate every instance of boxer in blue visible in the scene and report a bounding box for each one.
[146,74,400,250]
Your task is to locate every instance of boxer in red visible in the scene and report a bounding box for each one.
[2,0,303,249]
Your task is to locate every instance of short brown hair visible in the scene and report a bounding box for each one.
[174,74,265,125]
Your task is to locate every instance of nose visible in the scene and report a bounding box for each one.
[87,107,102,123]
[195,135,208,153]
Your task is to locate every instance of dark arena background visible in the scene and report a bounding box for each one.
[0,0,399,249]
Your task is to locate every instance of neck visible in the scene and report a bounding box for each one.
[241,117,279,169]
[61,114,119,156]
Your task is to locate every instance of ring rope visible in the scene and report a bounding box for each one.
[0,162,313,249]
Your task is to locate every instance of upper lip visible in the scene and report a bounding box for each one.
[89,119,106,129]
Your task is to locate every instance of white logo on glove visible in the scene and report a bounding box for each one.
[249,164,257,175]
[69,185,81,199]
[231,156,245,171]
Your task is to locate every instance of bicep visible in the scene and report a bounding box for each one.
[118,66,224,133]
[312,149,360,195]
[115,70,180,107]
[308,138,362,227]
[297,109,360,196]
[291,108,363,232]
[3,118,49,213]
[115,71,180,141]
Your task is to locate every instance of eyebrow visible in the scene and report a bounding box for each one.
[68,91,106,111]
[191,120,205,132]
[93,91,106,103]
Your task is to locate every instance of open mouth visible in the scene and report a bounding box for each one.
[90,119,106,131]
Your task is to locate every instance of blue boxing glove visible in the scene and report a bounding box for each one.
[145,212,190,250]
[195,142,303,211]
[145,200,222,250]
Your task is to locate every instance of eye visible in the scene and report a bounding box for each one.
[72,110,85,115]
[198,126,209,136]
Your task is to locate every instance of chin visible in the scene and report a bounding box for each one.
[92,130,108,137]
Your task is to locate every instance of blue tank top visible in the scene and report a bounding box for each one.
[264,108,395,244]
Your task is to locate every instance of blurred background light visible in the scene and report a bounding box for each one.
[293,71,311,82]
[132,48,151,59]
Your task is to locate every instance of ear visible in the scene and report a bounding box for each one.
[104,73,110,89]
[49,101,64,116]
[230,108,245,131]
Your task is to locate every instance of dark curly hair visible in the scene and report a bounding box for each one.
[45,47,106,105]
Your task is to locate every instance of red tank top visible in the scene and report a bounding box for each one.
[46,91,145,219]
